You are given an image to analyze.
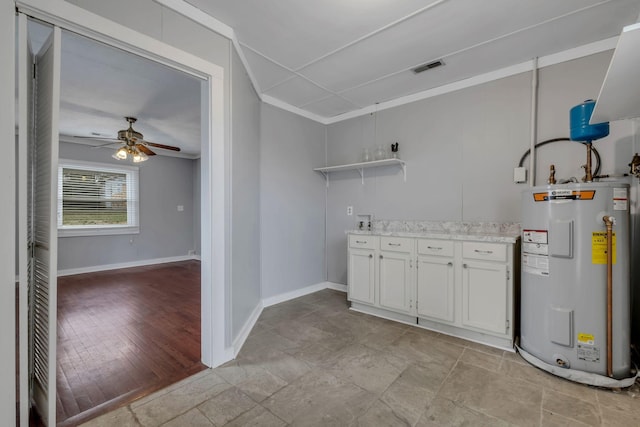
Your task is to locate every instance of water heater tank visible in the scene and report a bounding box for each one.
[570,100,609,143]
[520,182,631,381]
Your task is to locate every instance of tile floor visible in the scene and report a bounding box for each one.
[82,289,640,426]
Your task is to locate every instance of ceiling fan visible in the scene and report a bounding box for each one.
[84,117,181,163]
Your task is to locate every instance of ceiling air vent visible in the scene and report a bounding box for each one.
[412,60,444,74]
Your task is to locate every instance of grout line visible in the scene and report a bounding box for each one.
[539,388,544,427]
[294,0,450,71]
[127,405,141,425]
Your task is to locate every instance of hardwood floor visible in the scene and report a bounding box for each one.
[55,260,205,426]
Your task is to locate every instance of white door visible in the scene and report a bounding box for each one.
[16,14,37,427]
[379,251,414,315]
[417,256,454,322]
[348,249,375,305]
[29,25,61,427]
[461,261,507,335]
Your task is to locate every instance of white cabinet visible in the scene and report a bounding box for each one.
[417,256,454,322]
[379,237,415,315]
[416,238,455,322]
[347,235,377,305]
[460,241,510,335]
[462,260,508,335]
[348,232,518,350]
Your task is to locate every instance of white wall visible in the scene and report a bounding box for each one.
[57,142,197,271]
[230,47,261,339]
[260,104,327,298]
[325,51,637,285]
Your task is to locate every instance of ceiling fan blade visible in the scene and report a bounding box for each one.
[91,142,122,149]
[137,144,156,156]
[143,140,181,152]
[66,135,119,141]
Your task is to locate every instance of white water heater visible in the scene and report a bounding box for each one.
[520,182,631,382]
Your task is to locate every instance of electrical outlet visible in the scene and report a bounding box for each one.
[347,206,353,216]
[177,205,184,212]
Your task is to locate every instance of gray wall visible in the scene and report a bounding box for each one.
[325,51,637,285]
[230,47,261,338]
[57,142,197,270]
[260,104,326,299]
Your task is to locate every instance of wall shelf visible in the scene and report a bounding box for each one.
[314,158,406,186]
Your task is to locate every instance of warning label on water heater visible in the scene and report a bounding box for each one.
[592,232,617,264]
[522,230,549,276]
[613,187,628,211]
[577,345,600,363]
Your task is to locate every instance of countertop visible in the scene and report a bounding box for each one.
[347,220,521,243]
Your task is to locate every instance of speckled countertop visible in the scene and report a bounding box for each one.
[348,220,521,243]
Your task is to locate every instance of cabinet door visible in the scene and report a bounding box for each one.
[462,261,508,335]
[379,251,414,314]
[417,256,454,322]
[348,249,375,305]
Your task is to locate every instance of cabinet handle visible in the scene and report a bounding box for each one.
[410,259,413,268]
[474,249,493,254]
[369,254,373,258]
[388,243,401,247]
[427,246,442,250]
[463,263,468,268]
[447,262,453,266]
[356,240,367,244]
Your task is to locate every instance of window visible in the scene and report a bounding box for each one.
[57,159,139,237]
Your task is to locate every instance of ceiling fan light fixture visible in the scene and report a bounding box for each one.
[132,151,148,163]
[113,147,128,160]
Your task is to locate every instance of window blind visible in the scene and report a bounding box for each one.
[57,159,139,235]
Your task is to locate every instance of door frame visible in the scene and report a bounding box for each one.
[16,0,230,371]
[0,1,16,426]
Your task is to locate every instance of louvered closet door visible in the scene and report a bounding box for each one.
[30,26,61,427]
[16,13,36,427]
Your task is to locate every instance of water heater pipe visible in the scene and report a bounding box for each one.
[529,57,538,187]
[585,143,593,182]
[602,215,614,377]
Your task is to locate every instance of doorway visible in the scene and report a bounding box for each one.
[16,6,228,426]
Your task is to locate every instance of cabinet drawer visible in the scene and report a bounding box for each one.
[349,235,376,249]
[462,242,506,262]
[417,239,454,257]
[380,236,413,253]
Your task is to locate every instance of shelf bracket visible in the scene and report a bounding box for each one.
[322,171,329,187]
[401,162,406,182]
[358,168,364,185]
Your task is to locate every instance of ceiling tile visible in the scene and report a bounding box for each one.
[187,0,443,69]
[340,0,639,108]
[302,95,361,117]
[241,46,296,91]
[263,76,332,107]
[298,0,607,93]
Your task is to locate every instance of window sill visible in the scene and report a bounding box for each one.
[58,226,140,238]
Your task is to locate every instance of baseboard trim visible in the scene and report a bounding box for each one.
[326,282,347,293]
[263,281,329,307]
[57,255,199,277]
[232,302,263,357]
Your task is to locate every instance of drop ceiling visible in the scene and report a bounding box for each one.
[185,0,640,119]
